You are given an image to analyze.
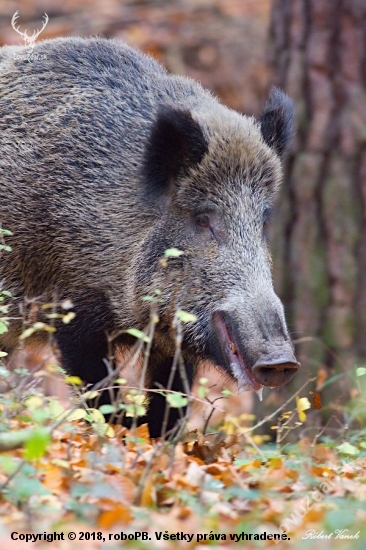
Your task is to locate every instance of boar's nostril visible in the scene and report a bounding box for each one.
[252,358,300,388]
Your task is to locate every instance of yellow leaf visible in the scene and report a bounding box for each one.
[68,408,87,421]
[64,376,83,386]
[268,457,283,469]
[34,322,56,333]
[25,396,44,410]
[106,425,115,438]
[51,459,70,469]
[252,434,270,445]
[296,396,311,422]
[62,311,76,324]
[176,310,198,323]
[83,390,99,399]
[87,408,105,423]
[19,327,35,340]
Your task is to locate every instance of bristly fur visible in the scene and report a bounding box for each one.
[259,87,295,156]
[0,38,297,437]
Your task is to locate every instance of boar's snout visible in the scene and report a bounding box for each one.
[252,352,300,388]
[212,311,300,392]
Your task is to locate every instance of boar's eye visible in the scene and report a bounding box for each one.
[195,212,217,240]
[196,213,211,228]
[193,204,221,241]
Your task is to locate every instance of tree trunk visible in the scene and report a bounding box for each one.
[267,0,366,416]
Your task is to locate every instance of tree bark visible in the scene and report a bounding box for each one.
[267,0,366,415]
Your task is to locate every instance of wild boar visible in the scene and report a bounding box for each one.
[0,37,299,437]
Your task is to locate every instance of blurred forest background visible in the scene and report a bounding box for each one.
[0,0,365,430]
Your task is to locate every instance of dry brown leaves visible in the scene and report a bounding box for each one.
[0,415,365,550]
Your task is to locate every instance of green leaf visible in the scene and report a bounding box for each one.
[197,377,209,398]
[198,385,208,399]
[337,442,360,455]
[0,321,8,335]
[124,328,150,343]
[125,404,146,417]
[1,290,12,297]
[0,455,19,474]
[98,404,116,415]
[0,429,33,452]
[320,373,344,389]
[48,399,65,419]
[164,248,184,258]
[176,310,198,323]
[10,475,49,501]
[0,229,13,236]
[24,428,51,460]
[166,392,188,408]
[14,367,28,375]
[0,365,10,377]
[356,366,366,377]
[221,388,234,397]
[29,409,50,423]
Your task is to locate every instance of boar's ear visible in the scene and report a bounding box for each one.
[259,87,295,156]
[142,105,208,200]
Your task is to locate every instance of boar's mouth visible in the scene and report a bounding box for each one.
[212,311,264,399]
[212,312,300,399]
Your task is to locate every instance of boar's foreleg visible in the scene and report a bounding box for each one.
[145,355,195,439]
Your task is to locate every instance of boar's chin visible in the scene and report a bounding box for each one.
[212,312,263,398]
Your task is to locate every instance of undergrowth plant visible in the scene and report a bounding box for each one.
[1,234,366,539]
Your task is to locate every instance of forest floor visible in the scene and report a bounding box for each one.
[0,354,365,550]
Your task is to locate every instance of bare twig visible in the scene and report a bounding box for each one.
[243,377,317,434]
[0,459,25,493]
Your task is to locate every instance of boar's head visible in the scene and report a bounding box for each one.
[140,88,300,396]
